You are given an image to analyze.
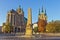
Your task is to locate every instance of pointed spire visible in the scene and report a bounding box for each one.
[17,5,21,10]
[16,5,22,13]
[45,9,47,15]
[42,6,44,12]
[19,5,21,9]
[39,8,40,15]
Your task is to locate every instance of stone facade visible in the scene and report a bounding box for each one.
[6,6,27,33]
[38,7,47,32]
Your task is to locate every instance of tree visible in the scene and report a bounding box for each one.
[5,24,11,33]
[46,22,55,33]
[46,20,60,33]
[38,19,47,32]
[54,21,60,32]
[2,23,11,33]
[34,27,38,33]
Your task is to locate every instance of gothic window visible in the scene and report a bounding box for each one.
[15,27,17,32]
[18,28,20,32]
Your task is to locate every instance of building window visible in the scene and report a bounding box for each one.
[15,27,17,32]
[18,28,20,32]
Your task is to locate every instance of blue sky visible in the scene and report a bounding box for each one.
[0,0,60,26]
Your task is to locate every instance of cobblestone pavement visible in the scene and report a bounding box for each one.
[0,33,60,40]
[0,36,60,40]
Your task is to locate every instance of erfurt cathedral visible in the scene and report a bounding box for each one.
[5,6,27,33]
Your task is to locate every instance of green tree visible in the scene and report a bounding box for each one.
[54,21,60,33]
[5,24,11,33]
[2,23,11,33]
[34,27,38,33]
[46,22,55,33]
[46,20,60,33]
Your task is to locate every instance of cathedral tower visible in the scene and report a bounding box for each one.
[38,7,47,32]
[6,5,26,33]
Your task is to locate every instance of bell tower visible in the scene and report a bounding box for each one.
[39,7,47,21]
[38,7,47,32]
[16,5,24,14]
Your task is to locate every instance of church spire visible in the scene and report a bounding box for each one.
[42,6,44,12]
[18,5,21,9]
[17,5,21,11]
[39,8,40,15]
[45,9,47,15]
[17,5,22,13]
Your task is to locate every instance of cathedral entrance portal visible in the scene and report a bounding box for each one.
[15,27,21,32]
